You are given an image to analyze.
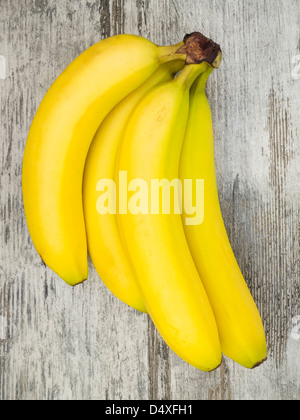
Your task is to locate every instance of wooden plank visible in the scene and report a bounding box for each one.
[0,0,299,400]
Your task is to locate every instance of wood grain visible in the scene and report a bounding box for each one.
[0,0,299,400]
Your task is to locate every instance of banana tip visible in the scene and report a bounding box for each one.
[252,358,268,369]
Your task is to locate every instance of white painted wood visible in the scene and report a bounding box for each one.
[0,0,299,400]
[0,56,6,80]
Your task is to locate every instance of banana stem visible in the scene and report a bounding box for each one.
[176,32,222,68]
[175,62,209,90]
[158,32,222,68]
[158,41,185,59]
[191,67,214,95]
[159,59,186,77]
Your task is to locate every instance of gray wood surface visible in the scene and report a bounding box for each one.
[0,0,299,400]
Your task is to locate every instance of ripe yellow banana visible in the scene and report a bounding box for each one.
[22,34,186,286]
[179,71,268,369]
[83,60,184,312]
[115,61,222,371]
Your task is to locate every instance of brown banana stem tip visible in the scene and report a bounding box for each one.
[252,358,268,369]
[177,32,222,68]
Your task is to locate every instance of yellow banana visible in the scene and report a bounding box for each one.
[83,60,184,312]
[115,61,222,371]
[22,34,186,286]
[179,71,268,369]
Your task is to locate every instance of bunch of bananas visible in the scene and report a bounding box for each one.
[22,32,267,372]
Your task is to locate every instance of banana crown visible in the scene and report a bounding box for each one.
[176,32,222,68]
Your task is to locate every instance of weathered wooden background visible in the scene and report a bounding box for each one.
[0,0,299,400]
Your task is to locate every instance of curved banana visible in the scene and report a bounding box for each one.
[83,60,184,312]
[22,34,185,286]
[115,62,222,371]
[179,71,268,369]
